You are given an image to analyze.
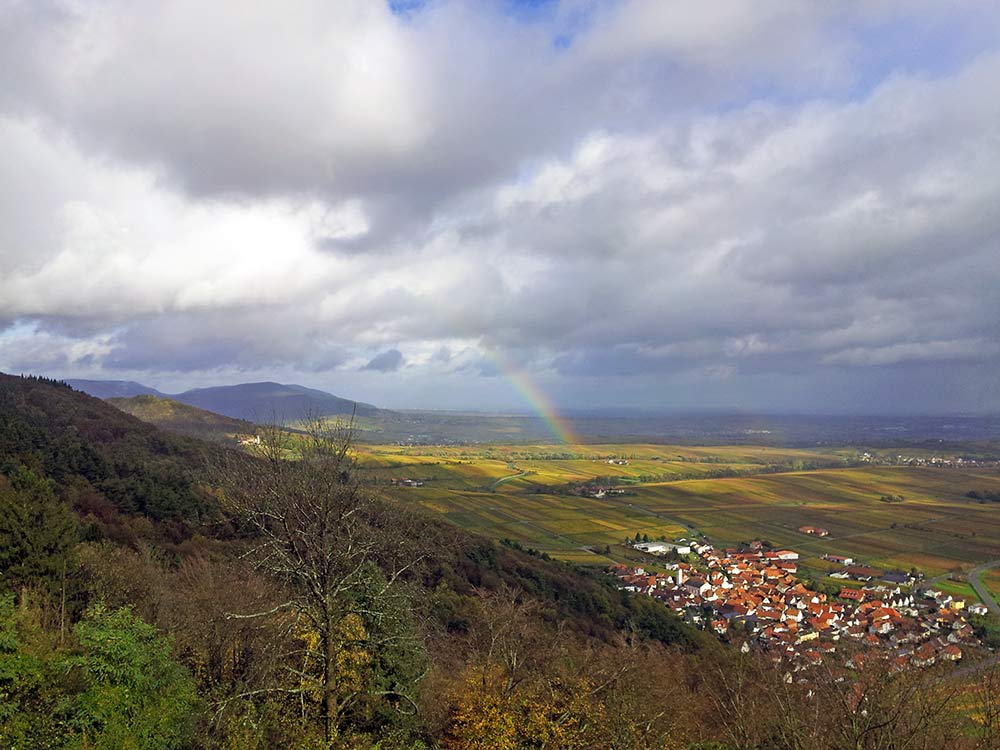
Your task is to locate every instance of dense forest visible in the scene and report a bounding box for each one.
[1,373,999,749]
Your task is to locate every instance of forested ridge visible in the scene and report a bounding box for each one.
[3,373,1000,749]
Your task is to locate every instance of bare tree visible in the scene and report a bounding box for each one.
[217,417,425,744]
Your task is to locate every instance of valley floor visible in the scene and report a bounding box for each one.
[363,442,1000,599]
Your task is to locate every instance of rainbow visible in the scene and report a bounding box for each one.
[487,348,580,445]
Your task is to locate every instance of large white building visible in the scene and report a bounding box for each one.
[634,541,692,555]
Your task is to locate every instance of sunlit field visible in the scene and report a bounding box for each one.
[363,443,1000,578]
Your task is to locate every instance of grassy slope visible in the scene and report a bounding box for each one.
[108,394,254,441]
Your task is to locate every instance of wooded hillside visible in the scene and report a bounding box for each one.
[0,374,996,750]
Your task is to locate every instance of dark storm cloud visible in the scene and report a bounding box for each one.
[1,1,1000,411]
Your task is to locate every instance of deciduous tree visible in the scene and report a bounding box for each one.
[218,419,426,746]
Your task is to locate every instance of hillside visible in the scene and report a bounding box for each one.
[0,372,699,644]
[3,372,996,749]
[68,378,380,422]
[108,394,255,441]
[174,380,379,421]
[64,378,166,399]
[0,373,217,533]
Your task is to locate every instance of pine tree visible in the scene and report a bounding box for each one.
[0,466,77,598]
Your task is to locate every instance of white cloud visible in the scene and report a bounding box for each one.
[1,1,999,411]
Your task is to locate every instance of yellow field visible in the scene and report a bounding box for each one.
[362,442,1000,573]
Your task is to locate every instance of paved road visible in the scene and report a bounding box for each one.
[969,560,1000,616]
[489,470,528,491]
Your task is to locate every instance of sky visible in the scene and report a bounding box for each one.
[1,0,999,415]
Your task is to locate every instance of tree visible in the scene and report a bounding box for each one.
[439,587,602,750]
[0,467,76,587]
[0,466,77,639]
[61,603,200,750]
[1,596,198,750]
[218,419,426,745]
[0,593,68,747]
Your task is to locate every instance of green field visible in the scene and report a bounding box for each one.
[362,442,1000,574]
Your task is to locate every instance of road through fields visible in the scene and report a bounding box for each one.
[970,560,1000,616]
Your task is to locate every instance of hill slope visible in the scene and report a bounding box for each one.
[66,378,379,422]
[173,381,379,421]
[0,372,698,647]
[64,378,166,399]
[0,374,216,536]
[108,394,255,441]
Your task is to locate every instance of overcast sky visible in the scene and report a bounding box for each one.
[1,0,999,414]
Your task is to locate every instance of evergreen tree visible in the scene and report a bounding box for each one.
[61,604,200,750]
[0,467,76,597]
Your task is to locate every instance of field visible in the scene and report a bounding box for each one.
[361,442,1000,578]
[631,467,1000,576]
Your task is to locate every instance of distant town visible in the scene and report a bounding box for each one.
[612,536,986,668]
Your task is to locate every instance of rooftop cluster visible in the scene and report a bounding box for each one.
[612,539,983,668]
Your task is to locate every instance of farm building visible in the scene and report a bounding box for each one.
[824,554,854,565]
[634,541,692,555]
[844,565,884,582]
[798,525,829,537]
[765,550,800,561]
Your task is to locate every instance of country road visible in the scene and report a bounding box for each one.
[489,470,528,490]
[969,560,1000,616]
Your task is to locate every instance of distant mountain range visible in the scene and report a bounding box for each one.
[66,379,380,423]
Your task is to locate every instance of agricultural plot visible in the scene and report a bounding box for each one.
[357,452,515,490]
[631,467,1000,575]
[982,568,1000,598]
[373,442,1000,574]
[391,487,688,565]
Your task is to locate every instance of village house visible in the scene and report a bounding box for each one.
[839,587,865,602]
[882,571,914,586]
[609,535,982,667]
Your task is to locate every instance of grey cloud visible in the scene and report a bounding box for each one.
[8,2,986,230]
[821,340,1000,368]
[2,2,1000,412]
[363,349,405,372]
[100,312,350,373]
[430,346,452,363]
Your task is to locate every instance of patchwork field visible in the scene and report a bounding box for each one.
[631,467,1000,575]
[362,442,1000,576]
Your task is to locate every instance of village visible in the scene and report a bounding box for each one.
[611,536,988,669]
[858,451,1000,469]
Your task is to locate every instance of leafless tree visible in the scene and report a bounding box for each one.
[216,417,425,745]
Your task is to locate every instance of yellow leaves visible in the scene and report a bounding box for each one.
[290,613,373,704]
[335,613,371,697]
[443,665,518,750]
[442,664,601,750]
